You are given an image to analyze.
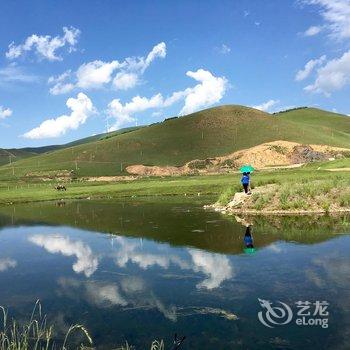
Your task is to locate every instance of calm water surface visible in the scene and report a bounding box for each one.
[0,199,349,349]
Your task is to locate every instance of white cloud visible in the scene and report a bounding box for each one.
[123,42,166,73]
[107,69,228,130]
[0,258,17,272]
[138,41,166,73]
[0,64,39,84]
[107,94,163,131]
[76,60,121,89]
[29,234,98,277]
[299,1,350,95]
[0,106,12,120]
[48,42,166,94]
[48,71,74,95]
[303,25,323,36]
[302,0,350,41]
[162,90,190,107]
[304,50,350,95]
[295,55,327,81]
[23,93,95,139]
[6,26,80,61]
[180,69,228,115]
[252,99,279,112]
[113,72,138,90]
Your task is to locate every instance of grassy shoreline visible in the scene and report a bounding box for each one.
[213,174,350,215]
[0,174,235,205]
[0,167,349,209]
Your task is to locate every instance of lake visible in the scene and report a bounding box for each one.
[0,198,349,349]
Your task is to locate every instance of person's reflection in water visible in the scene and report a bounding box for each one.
[244,225,254,249]
[235,216,256,253]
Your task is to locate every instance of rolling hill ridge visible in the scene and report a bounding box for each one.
[0,126,141,166]
[1,105,349,178]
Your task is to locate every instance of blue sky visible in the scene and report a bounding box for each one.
[1,0,350,148]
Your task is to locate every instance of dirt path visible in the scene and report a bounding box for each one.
[325,168,350,172]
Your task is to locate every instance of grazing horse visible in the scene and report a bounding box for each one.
[55,185,67,191]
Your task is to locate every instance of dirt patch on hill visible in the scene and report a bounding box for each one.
[84,175,139,182]
[126,165,186,176]
[218,141,349,169]
[24,170,74,182]
[126,141,350,176]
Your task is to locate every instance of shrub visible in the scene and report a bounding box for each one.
[322,200,331,212]
[339,192,350,207]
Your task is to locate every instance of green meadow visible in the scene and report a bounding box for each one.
[0,166,348,207]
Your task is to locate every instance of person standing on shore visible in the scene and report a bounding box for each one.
[241,172,251,194]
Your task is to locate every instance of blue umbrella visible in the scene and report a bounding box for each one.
[240,165,255,173]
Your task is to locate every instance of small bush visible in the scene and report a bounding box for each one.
[322,200,331,212]
[339,192,350,207]
[279,187,290,208]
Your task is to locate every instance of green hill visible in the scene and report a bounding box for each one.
[276,107,350,146]
[0,126,141,166]
[1,105,349,178]
[0,148,36,166]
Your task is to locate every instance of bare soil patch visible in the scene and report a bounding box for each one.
[125,141,350,176]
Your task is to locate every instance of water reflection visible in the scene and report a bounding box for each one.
[0,199,349,349]
[0,258,17,271]
[188,249,233,289]
[1,199,348,254]
[29,234,98,277]
[57,278,127,307]
[244,225,254,246]
[113,236,190,270]
[112,236,233,290]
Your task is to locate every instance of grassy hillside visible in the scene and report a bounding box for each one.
[277,107,350,146]
[58,126,142,148]
[0,148,36,166]
[0,126,142,166]
[1,105,350,178]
